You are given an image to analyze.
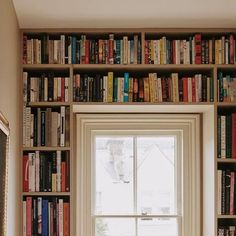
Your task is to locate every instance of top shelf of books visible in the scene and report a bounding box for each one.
[22,30,236,66]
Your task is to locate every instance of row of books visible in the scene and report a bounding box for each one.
[23,151,69,192]
[145,34,236,64]
[23,106,70,147]
[23,72,70,103]
[217,114,236,159]
[218,72,236,102]
[73,72,214,103]
[23,196,69,236]
[218,170,236,215]
[218,226,236,236]
[23,34,141,65]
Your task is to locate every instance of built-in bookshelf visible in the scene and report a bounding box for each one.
[21,29,236,236]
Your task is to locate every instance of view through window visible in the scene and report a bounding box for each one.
[94,135,179,236]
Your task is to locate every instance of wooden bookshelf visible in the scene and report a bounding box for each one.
[20,28,236,236]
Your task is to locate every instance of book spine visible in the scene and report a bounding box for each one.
[123,73,129,102]
[57,150,62,192]
[26,197,32,236]
[42,199,48,236]
[230,172,235,215]
[195,34,202,64]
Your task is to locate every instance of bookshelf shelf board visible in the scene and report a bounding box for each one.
[72,102,214,106]
[28,102,71,107]
[217,102,236,107]
[217,159,236,163]
[22,192,71,196]
[218,215,236,219]
[22,64,71,70]
[22,147,71,151]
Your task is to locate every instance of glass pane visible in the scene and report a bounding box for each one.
[137,136,176,215]
[138,218,178,236]
[95,136,134,215]
[95,218,135,236]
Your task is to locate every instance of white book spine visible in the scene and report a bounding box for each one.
[57,150,62,192]
[187,77,192,102]
[217,170,222,215]
[37,197,42,234]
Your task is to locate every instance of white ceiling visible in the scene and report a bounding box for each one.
[12,0,236,28]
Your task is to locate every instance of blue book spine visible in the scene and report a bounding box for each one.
[42,199,48,236]
[72,36,77,64]
[124,73,129,102]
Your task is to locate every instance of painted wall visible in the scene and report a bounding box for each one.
[0,0,20,235]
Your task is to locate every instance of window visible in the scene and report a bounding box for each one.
[76,114,201,236]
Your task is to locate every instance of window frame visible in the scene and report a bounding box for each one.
[76,113,201,236]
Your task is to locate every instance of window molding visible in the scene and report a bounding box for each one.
[76,113,201,236]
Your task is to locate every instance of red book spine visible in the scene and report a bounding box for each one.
[195,34,202,64]
[61,77,65,102]
[23,155,29,192]
[85,40,89,64]
[26,197,32,236]
[145,41,149,64]
[109,38,114,64]
[230,34,235,64]
[63,202,70,236]
[183,77,188,102]
[231,113,236,158]
[230,172,235,215]
[61,162,66,192]
[192,76,196,102]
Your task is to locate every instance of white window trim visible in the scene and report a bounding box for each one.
[76,113,201,236]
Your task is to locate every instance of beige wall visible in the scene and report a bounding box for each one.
[0,0,20,235]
